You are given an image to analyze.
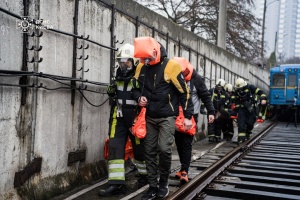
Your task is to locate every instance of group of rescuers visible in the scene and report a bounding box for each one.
[98,37,268,199]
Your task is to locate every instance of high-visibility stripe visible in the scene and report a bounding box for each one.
[135,137,140,145]
[126,100,137,105]
[238,132,246,137]
[117,84,133,92]
[134,159,147,175]
[109,160,124,165]
[255,88,260,94]
[109,164,124,169]
[109,107,118,138]
[108,160,125,181]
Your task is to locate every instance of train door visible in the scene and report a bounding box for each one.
[286,73,297,103]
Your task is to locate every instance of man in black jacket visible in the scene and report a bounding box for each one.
[132,37,193,199]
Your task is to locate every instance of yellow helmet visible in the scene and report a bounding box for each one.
[224,83,233,92]
[235,78,247,89]
[216,79,226,88]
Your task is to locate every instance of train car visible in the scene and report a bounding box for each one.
[269,64,300,121]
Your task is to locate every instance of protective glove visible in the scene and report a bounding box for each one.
[200,106,207,115]
[107,82,117,97]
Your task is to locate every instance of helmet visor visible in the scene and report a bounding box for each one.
[117,58,133,71]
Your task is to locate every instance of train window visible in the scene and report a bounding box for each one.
[288,74,296,86]
[273,73,285,86]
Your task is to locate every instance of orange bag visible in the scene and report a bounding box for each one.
[104,138,109,159]
[103,137,134,160]
[132,107,147,138]
[134,37,161,65]
[124,138,134,160]
[173,57,194,81]
[175,106,196,136]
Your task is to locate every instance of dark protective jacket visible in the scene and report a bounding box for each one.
[208,87,230,112]
[107,67,137,110]
[189,71,215,115]
[132,57,193,119]
[232,84,267,110]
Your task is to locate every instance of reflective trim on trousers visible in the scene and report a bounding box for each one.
[108,159,125,181]
[134,159,147,175]
[238,132,246,137]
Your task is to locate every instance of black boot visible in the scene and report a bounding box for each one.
[98,184,126,197]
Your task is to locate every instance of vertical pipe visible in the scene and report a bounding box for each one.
[196,53,199,71]
[188,48,191,62]
[214,62,217,83]
[210,61,213,88]
[20,0,29,105]
[166,33,169,54]
[135,16,139,37]
[203,56,206,78]
[71,0,79,105]
[178,40,181,57]
[152,27,155,38]
[110,4,115,85]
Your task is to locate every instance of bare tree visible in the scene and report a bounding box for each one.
[135,0,262,62]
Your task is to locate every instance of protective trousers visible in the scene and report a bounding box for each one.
[237,108,256,138]
[223,118,234,140]
[174,114,198,173]
[108,107,146,185]
[144,116,175,188]
[207,117,226,139]
[174,131,193,172]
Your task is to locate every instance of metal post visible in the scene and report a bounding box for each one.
[261,0,267,67]
[217,0,227,49]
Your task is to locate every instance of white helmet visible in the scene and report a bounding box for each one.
[235,78,247,89]
[216,79,226,88]
[225,83,233,92]
[116,43,138,66]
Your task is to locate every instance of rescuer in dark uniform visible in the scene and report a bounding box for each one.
[99,44,147,197]
[232,78,267,143]
[224,83,235,141]
[202,79,230,142]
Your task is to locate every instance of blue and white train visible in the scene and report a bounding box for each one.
[269,64,300,121]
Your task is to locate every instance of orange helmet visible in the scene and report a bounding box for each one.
[173,57,194,81]
[134,37,161,65]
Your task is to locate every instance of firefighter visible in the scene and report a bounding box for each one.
[232,78,267,143]
[98,44,147,197]
[201,79,230,142]
[224,83,235,141]
[173,57,215,184]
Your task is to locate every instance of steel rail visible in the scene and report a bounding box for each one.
[167,122,277,200]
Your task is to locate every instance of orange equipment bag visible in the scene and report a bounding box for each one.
[173,57,194,81]
[175,106,196,136]
[104,137,134,160]
[131,107,147,139]
[134,37,161,65]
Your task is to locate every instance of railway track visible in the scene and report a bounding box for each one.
[54,121,297,200]
[168,122,300,200]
